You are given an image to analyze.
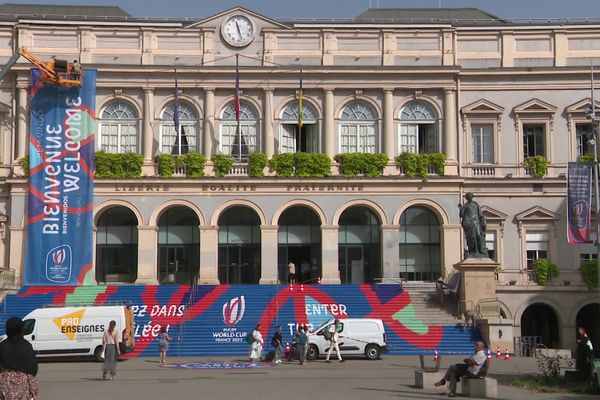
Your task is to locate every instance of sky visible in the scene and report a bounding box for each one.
[3,0,600,20]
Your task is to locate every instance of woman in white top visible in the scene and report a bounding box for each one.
[249,324,264,362]
[102,320,121,380]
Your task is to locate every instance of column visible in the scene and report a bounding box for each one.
[199,225,219,284]
[203,88,215,157]
[321,225,340,284]
[443,89,458,175]
[263,89,274,158]
[8,226,24,284]
[135,226,158,284]
[142,88,154,161]
[383,89,394,158]
[260,225,278,284]
[0,220,8,270]
[17,84,28,159]
[501,31,515,68]
[381,225,400,280]
[324,89,335,158]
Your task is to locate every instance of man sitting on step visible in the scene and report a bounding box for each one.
[434,341,486,397]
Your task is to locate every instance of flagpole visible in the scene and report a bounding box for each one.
[236,53,241,162]
[591,65,600,304]
[298,69,303,152]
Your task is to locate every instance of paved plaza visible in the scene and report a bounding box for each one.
[37,355,597,400]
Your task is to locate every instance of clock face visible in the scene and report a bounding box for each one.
[221,15,255,47]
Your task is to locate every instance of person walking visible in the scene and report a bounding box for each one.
[271,325,284,364]
[102,320,121,380]
[158,326,171,364]
[325,319,343,363]
[434,341,486,397]
[303,324,310,361]
[249,324,264,362]
[296,326,308,365]
[0,317,39,400]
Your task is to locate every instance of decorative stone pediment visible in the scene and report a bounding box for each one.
[461,99,504,116]
[481,206,507,222]
[513,98,557,115]
[515,206,560,222]
[565,98,600,115]
[185,6,290,30]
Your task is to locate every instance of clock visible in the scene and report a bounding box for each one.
[221,14,255,48]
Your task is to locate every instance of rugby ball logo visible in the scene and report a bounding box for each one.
[223,296,245,327]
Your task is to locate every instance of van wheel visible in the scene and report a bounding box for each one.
[93,346,104,362]
[365,344,381,360]
[307,344,319,360]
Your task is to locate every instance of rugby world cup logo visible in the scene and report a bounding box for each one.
[223,296,245,327]
[45,245,72,283]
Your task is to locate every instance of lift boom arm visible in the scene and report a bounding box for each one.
[0,47,79,86]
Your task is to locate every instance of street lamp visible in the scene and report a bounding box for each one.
[585,66,600,315]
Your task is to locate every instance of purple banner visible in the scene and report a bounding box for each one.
[24,69,97,285]
[567,162,593,244]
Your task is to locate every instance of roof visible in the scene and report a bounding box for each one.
[0,3,131,18]
[354,8,507,25]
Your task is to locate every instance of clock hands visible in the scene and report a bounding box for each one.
[235,20,242,40]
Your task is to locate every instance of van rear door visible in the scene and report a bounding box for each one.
[22,319,38,353]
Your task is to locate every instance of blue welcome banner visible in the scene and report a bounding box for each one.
[24,69,97,285]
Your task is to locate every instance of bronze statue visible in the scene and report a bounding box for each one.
[459,192,488,258]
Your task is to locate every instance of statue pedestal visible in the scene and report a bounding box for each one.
[454,257,498,313]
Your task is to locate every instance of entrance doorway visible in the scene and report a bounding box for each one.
[157,207,200,284]
[339,245,364,284]
[338,206,381,284]
[277,205,322,284]
[218,206,261,284]
[521,303,560,348]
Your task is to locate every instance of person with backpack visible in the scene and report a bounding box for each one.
[248,324,263,362]
[325,319,343,363]
[271,325,284,364]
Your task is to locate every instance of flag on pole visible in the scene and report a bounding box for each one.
[174,70,180,134]
[234,54,240,121]
[298,73,303,129]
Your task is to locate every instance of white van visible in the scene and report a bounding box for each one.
[2,305,135,361]
[307,318,388,360]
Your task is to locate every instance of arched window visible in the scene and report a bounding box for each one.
[399,101,438,154]
[280,101,319,153]
[99,100,139,153]
[160,100,200,155]
[399,206,441,282]
[220,101,259,161]
[339,101,378,154]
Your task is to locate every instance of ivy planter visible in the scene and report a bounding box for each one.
[531,258,559,286]
[211,154,234,177]
[335,153,388,177]
[95,151,143,178]
[523,156,548,178]
[395,152,446,182]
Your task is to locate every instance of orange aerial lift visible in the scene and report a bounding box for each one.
[0,47,82,87]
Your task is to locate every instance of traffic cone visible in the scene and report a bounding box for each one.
[433,349,439,361]
[495,347,501,358]
[284,341,291,358]
[504,349,511,360]
[289,284,294,292]
[487,349,492,360]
